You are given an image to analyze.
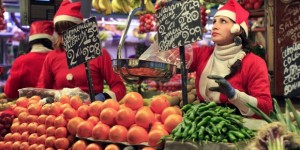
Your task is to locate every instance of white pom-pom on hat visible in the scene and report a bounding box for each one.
[230,23,241,34]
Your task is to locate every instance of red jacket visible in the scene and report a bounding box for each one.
[189,46,272,116]
[4,52,49,99]
[37,48,126,101]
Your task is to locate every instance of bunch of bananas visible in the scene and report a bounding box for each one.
[98,31,109,41]
[111,0,132,14]
[92,0,113,15]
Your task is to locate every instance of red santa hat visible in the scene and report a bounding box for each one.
[214,0,249,36]
[29,20,54,42]
[53,0,83,25]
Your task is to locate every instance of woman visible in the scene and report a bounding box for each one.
[189,0,272,117]
[4,20,54,99]
[37,1,126,101]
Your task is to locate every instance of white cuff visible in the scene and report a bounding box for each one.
[105,90,117,100]
[229,89,257,116]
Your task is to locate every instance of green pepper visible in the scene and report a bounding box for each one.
[229,130,245,139]
[226,117,243,128]
[227,132,237,142]
[222,139,228,143]
[221,127,228,133]
[198,110,215,118]
[194,116,202,123]
[183,118,192,126]
[205,127,214,135]
[197,102,217,112]
[229,114,243,120]
[216,121,226,134]
[204,135,210,141]
[210,116,229,123]
[182,124,190,138]
[225,123,239,131]
[198,126,205,140]
[188,111,196,120]
[181,104,192,112]
[196,116,211,128]
[188,122,197,135]
[191,132,198,142]
[240,128,252,139]
[209,122,218,134]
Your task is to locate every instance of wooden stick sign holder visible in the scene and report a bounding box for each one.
[156,0,203,105]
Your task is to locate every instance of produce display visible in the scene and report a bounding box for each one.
[0,111,14,141]
[166,102,255,143]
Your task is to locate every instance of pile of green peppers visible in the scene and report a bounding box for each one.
[168,102,256,143]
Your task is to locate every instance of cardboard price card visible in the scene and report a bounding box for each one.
[63,17,102,69]
[157,0,202,51]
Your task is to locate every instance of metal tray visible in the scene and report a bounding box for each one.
[113,59,176,84]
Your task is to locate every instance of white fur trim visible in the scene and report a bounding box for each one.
[214,10,236,21]
[29,34,53,42]
[106,90,117,101]
[240,21,248,37]
[230,24,240,34]
[54,15,82,25]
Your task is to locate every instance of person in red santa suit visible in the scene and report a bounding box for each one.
[37,0,126,101]
[4,20,54,99]
[189,0,272,117]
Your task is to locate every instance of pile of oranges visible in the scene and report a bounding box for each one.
[0,91,183,149]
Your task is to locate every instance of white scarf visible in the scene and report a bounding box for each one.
[199,43,246,102]
[30,44,52,53]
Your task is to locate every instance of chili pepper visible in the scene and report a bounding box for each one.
[171,123,182,134]
[191,132,198,142]
[194,116,202,123]
[227,132,237,143]
[197,102,217,112]
[210,116,229,123]
[222,139,228,143]
[240,128,252,139]
[221,127,227,133]
[198,110,215,118]
[182,124,190,138]
[216,109,228,116]
[188,111,196,120]
[211,135,217,142]
[225,123,239,131]
[226,117,243,128]
[229,114,243,120]
[205,127,214,135]
[204,135,210,141]
[216,121,226,134]
[181,104,192,112]
[198,126,205,140]
[196,116,211,128]
[209,122,218,134]
[222,112,230,117]
[183,118,192,126]
[188,122,197,135]
[229,130,245,139]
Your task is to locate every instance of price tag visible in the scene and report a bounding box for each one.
[63,17,102,69]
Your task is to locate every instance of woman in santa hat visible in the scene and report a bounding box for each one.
[37,0,126,101]
[4,20,54,99]
[189,0,272,117]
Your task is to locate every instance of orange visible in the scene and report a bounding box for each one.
[163,114,183,133]
[3,141,12,150]
[48,103,62,116]
[92,123,110,140]
[148,129,169,148]
[45,115,56,128]
[28,133,38,145]
[150,95,170,114]
[36,124,46,136]
[11,132,21,142]
[54,115,67,128]
[54,137,69,149]
[154,113,161,122]
[77,121,94,138]
[13,106,27,116]
[10,122,20,133]
[101,99,120,111]
[28,144,38,150]
[77,104,89,119]
[88,101,103,116]
[116,107,135,128]
[87,116,100,125]
[109,125,128,142]
[28,103,42,115]
[46,126,56,137]
[28,98,39,106]
[4,133,12,142]
[67,117,84,135]
[63,107,78,120]
[141,147,156,150]
[127,125,148,144]
[19,122,28,133]
[86,143,102,150]
[36,144,46,150]
[27,122,38,134]
[100,108,117,126]
[37,114,47,125]
[11,141,21,150]
[59,95,71,104]
[20,131,29,142]
[26,114,38,123]
[36,134,47,145]
[104,144,120,150]
[123,92,144,110]
[135,108,155,130]
[72,140,87,150]
[61,103,72,110]
[70,95,83,110]
[45,148,55,150]
[41,103,51,115]
[16,97,29,108]
[0,141,3,149]
[55,127,68,138]
[19,142,29,150]
[18,111,28,123]
[150,122,165,131]
[13,118,19,123]
[160,106,182,123]
[45,136,56,148]
[29,95,41,101]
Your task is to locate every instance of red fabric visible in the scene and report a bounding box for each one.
[54,0,83,23]
[189,46,272,116]
[37,48,126,101]
[218,0,249,25]
[29,20,54,41]
[4,53,49,99]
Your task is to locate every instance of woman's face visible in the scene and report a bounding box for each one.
[211,16,235,46]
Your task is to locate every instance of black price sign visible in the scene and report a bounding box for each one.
[63,17,102,69]
[157,0,202,51]
[282,42,300,97]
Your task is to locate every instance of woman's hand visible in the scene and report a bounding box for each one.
[207,75,236,99]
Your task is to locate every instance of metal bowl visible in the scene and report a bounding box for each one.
[112,59,177,84]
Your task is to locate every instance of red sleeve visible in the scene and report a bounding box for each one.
[244,54,273,115]
[37,54,54,89]
[4,59,24,99]
[100,49,126,101]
